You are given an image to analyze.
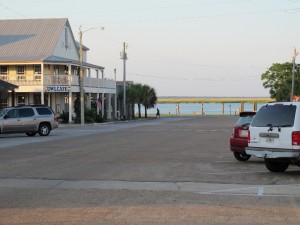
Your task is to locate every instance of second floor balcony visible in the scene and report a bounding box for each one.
[0,74,116,90]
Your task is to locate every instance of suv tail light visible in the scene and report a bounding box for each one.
[247,130,250,143]
[54,114,57,121]
[292,131,300,145]
[234,127,248,138]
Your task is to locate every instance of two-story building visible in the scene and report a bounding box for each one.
[0,18,116,122]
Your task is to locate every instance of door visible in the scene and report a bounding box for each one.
[19,108,36,131]
[1,109,21,132]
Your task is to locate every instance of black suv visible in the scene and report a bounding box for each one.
[0,105,58,136]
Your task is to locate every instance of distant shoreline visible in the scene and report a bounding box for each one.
[157,97,274,104]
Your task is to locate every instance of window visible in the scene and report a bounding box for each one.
[64,65,69,75]
[54,65,59,75]
[16,66,25,74]
[235,114,255,127]
[251,105,296,127]
[34,65,41,80]
[20,108,34,117]
[6,109,19,118]
[0,66,8,75]
[17,95,26,106]
[33,94,41,105]
[36,107,52,115]
[34,65,41,74]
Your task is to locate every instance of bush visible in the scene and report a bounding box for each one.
[84,109,105,123]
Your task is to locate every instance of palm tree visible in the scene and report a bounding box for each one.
[126,83,141,119]
[118,83,157,119]
[142,85,157,118]
[134,83,143,118]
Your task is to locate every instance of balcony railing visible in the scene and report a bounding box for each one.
[0,74,116,90]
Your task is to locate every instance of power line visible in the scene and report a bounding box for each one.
[0,2,27,17]
[129,72,260,82]
[17,0,254,17]
[97,7,300,25]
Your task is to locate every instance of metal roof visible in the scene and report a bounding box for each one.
[0,18,104,70]
[0,18,69,58]
[0,79,18,91]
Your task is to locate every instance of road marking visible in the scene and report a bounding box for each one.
[1,179,300,197]
[258,186,264,196]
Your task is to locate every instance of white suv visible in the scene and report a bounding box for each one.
[0,105,58,136]
[246,102,300,172]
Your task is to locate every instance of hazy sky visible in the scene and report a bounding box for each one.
[1,0,300,97]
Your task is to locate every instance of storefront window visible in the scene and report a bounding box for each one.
[17,95,26,106]
[33,94,41,105]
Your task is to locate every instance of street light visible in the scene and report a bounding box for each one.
[79,26,104,125]
[290,47,298,102]
[120,42,128,120]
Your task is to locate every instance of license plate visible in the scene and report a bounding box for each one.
[266,138,274,143]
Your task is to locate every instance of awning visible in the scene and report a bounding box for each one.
[0,80,18,91]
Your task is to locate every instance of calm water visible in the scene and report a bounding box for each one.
[135,103,264,115]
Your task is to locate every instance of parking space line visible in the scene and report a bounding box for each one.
[258,186,264,196]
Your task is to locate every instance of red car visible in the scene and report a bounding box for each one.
[230,111,256,161]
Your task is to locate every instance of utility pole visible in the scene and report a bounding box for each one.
[79,29,84,125]
[120,42,128,119]
[78,26,104,125]
[291,47,299,101]
[114,68,117,119]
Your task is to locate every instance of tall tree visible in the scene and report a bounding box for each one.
[118,83,157,119]
[126,83,141,119]
[134,83,143,118]
[142,85,157,118]
[261,62,300,101]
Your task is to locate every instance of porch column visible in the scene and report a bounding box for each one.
[114,94,117,119]
[107,93,112,120]
[41,63,44,104]
[101,93,105,116]
[48,93,51,108]
[87,93,91,109]
[96,93,100,115]
[68,64,73,123]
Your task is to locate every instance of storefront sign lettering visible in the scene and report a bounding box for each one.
[46,86,68,92]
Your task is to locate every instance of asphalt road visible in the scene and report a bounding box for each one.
[0,116,300,225]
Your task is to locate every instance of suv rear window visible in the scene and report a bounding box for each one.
[36,107,52,115]
[251,104,296,127]
[235,112,255,127]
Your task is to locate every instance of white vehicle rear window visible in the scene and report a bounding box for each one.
[251,105,296,127]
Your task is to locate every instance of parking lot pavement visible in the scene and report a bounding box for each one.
[0,116,300,224]
[0,117,192,148]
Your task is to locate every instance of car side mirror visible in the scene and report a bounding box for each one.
[3,115,10,119]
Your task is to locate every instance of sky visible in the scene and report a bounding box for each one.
[0,0,300,97]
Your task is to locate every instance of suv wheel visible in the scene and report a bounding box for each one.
[233,152,251,161]
[264,158,289,172]
[26,132,37,136]
[38,123,50,136]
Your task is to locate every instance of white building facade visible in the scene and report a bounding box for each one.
[0,18,116,122]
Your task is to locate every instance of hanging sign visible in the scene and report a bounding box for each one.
[46,86,68,92]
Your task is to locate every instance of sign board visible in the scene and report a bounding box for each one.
[46,86,68,92]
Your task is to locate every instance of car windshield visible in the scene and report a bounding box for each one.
[235,114,255,127]
[0,108,9,117]
[251,104,296,127]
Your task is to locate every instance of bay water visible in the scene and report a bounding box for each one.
[135,102,265,116]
